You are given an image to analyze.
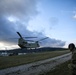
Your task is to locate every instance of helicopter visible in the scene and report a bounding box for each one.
[17,32,48,49]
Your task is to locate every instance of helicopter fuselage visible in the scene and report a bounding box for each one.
[17,32,48,49]
[18,38,39,48]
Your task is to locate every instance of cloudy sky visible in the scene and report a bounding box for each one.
[0,0,76,50]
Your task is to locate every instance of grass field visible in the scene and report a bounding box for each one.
[0,50,70,70]
[41,60,71,75]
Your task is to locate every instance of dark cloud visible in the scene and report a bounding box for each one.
[0,0,38,21]
[0,0,65,48]
[0,17,15,43]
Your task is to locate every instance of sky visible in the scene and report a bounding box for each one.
[0,0,76,50]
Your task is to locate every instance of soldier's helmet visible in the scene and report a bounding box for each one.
[68,43,75,52]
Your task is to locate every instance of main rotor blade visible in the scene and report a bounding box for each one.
[23,37,37,38]
[38,37,48,42]
[17,32,22,38]
[8,37,37,39]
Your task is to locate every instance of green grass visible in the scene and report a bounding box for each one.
[0,50,70,70]
[41,60,72,75]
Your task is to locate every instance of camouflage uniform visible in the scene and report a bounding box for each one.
[68,43,76,75]
[72,50,76,75]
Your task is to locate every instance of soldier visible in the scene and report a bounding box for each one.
[68,43,76,75]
